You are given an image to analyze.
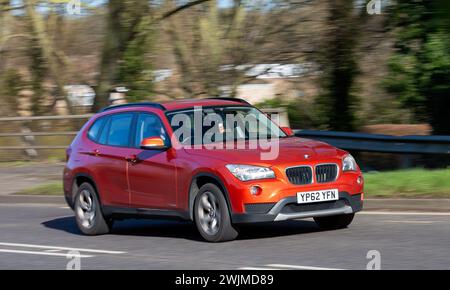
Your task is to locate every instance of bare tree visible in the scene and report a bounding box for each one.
[25,0,76,114]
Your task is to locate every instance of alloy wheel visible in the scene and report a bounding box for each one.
[197,191,221,235]
[76,189,96,229]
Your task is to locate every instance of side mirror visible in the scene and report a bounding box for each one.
[281,127,294,137]
[140,137,168,150]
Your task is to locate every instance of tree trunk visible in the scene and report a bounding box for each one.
[319,0,359,131]
[25,0,74,115]
[93,0,150,111]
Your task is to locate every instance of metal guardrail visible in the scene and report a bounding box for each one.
[1,114,450,155]
[294,130,450,155]
[0,131,78,137]
[0,115,92,153]
[0,114,93,122]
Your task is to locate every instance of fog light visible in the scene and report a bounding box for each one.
[250,186,262,196]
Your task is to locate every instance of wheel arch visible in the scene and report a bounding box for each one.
[188,173,233,221]
[70,173,103,209]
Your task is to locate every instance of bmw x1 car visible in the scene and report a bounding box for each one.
[64,97,364,242]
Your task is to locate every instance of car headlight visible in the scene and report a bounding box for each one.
[226,164,276,181]
[342,155,357,172]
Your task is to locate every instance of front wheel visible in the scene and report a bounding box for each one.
[74,182,112,235]
[314,213,355,230]
[194,184,238,242]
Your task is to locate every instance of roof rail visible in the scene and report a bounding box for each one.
[99,102,166,113]
[205,97,251,105]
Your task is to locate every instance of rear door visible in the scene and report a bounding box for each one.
[91,112,136,206]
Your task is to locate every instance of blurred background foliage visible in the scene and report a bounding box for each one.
[0,0,448,134]
[383,0,450,134]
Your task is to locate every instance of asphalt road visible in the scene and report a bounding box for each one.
[1,202,450,270]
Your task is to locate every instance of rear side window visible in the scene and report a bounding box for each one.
[98,117,111,145]
[103,113,134,147]
[87,117,106,142]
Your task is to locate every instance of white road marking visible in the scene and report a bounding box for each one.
[239,267,281,270]
[240,264,343,270]
[50,215,74,220]
[266,264,343,270]
[0,249,93,258]
[364,198,450,201]
[384,220,440,224]
[0,242,126,254]
[360,211,450,216]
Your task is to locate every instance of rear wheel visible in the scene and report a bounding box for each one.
[74,182,112,235]
[314,213,355,230]
[194,184,238,242]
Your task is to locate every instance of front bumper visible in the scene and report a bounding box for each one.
[231,192,363,223]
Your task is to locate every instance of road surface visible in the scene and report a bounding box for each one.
[0,202,449,270]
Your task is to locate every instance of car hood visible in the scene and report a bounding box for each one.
[183,137,345,167]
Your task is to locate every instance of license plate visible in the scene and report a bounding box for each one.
[297,189,339,204]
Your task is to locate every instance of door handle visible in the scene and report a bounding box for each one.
[89,149,100,156]
[125,155,139,164]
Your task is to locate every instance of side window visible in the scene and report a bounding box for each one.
[108,113,134,147]
[167,111,195,145]
[98,113,133,147]
[98,117,111,145]
[87,117,106,142]
[135,113,167,148]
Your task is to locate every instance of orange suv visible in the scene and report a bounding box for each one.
[64,98,364,242]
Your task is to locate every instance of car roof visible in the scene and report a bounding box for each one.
[162,98,251,112]
[99,98,251,113]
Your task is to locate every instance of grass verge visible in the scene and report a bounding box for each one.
[14,169,450,198]
[16,182,63,196]
[364,168,450,198]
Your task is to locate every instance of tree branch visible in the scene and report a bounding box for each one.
[1,5,25,12]
[158,0,211,21]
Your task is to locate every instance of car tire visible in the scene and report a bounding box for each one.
[194,184,238,242]
[314,213,355,230]
[74,182,112,235]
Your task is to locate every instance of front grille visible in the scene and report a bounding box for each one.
[315,164,338,183]
[286,166,313,185]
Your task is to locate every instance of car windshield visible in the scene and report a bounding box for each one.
[166,106,287,146]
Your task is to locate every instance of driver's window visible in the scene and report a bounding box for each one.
[135,113,167,148]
